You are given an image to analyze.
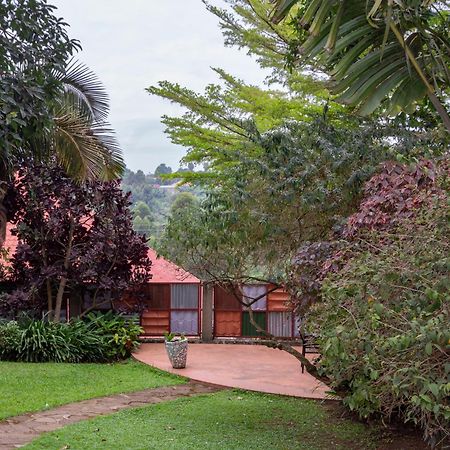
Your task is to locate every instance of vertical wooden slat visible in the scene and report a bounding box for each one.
[268,312,293,337]
[294,315,302,337]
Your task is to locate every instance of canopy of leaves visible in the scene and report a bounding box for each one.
[170,192,198,215]
[133,201,152,220]
[154,163,172,177]
[2,164,152,319]
[307,159,449,444]
[159,118,437,284]
[0,0,79,179]
[148,68,351,185]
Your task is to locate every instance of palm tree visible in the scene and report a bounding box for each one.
[0,61,124,247]
[269,0,450,130]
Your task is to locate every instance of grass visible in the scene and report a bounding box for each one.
[0,359,184,419]
[24,390,380,450]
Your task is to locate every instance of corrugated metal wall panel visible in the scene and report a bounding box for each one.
[242,312,266,337]
[294,315,301,337]
[242,285,267,311]
[170,311,199,335]
[143,284,170,309]
[170,284,199,309]
[214,286,242,310]
[267,287,290,311]
[214,311,241,337]
[141,310,170,335]
[268,312,292,337]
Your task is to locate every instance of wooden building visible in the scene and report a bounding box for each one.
[137,249,201,336]
[2,224,298,339]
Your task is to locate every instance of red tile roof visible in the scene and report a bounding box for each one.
[2,224,199,284]
[147,248,199,283]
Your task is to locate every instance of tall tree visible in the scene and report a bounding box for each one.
[203,0,294,84]
[148,68,348,186]
[4,165,151,322]
[160,117,437,281]
[133,201,152,219]
[154,163,172,176]
[0,1,124,247]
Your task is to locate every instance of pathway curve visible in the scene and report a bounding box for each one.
[0,381,223,450]
[135,343,330,399]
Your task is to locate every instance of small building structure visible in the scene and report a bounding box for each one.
[136,248,201,336]
[2,225,298,340]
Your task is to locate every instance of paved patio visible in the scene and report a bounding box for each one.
[134,343,330,399]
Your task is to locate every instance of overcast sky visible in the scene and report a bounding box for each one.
[52,0,267,173]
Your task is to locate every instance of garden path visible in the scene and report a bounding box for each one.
[0,381,223,450]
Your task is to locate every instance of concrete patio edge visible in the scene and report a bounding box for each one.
[134,343,334,400]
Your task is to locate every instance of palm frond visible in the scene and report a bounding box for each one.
[54,110,124,182]
[269,0,450,127]
[270,0,300,24]
[56,59,110,122]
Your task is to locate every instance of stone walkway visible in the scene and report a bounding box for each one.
[0,381,223,450]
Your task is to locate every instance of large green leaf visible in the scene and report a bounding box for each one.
[54,111,124,181]
[57,60,110,122]
[270,0,299,23]
[50,61,124,181]
[269,0,450,125]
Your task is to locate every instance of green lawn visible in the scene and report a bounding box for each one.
[0,359,184,419]
[25,391,380,450]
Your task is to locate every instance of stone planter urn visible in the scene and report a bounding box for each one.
[164,336,188,369]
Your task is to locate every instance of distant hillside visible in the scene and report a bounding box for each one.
[121,165,202,245]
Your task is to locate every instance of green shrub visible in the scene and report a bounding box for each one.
[0,320,21,360]
[0,312,143,363]
[85,311,143,360]
[62,319,105,363]
[310,204,449,444]
[18,319,73,362]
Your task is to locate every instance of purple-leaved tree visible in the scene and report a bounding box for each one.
[3,164,152,322]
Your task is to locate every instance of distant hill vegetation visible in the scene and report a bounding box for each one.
[121,164,202,246]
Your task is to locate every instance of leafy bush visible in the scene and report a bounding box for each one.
[85,311,143,360]
[18,319,74,363]
[0,312,143,363]
[309,200,449,445]
[0,320,21,360]
[62,319,106,363]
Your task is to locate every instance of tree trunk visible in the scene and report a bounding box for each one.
[53,219,75,322]
[46,279,53,321]
[246,307,332,387]
[53,277,67,323]
[0,181,8,248]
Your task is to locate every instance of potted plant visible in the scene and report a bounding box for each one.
[164,332,188,369]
